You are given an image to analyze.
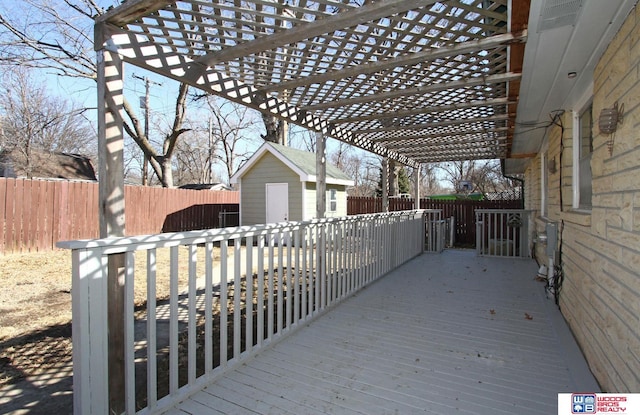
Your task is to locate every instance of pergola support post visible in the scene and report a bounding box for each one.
[382,158,389,213]
[316,131,326,219]
[97,47,126,415]
[413,165,420,210]
[389,159,397,197]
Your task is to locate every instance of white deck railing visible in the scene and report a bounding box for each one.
[423,209,445,253]
[58,210,433,415]
[475,209,531,258]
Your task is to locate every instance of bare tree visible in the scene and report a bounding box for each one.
[329,141,351,171]
[0,0,191,187]
[122,82,191,187]
[289,126,316,152]
[331,149,380,197]
[173,126,219,186]
[0,67,94,177]
[418,163,444,196]
[171,95,262,187]
[437,160,516,195]
[261,114,287,144]
[211,98,261,183]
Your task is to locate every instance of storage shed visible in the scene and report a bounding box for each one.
[230,142,354,225]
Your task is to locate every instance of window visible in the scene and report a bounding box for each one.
[578,106,593,208]
[329,189,337,212]
[573,103,593,210]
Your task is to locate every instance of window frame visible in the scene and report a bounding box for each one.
[572,88,594,211]
[328,188,337,212]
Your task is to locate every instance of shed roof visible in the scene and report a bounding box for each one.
[231,142,354,186]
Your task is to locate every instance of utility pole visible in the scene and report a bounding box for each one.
[207,117,213,183]
[133,74,162,185]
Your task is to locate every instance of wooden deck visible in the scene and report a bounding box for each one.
[166,249,598,415]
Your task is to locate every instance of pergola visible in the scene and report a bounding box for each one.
[89,2,533,411]
[94,0,528,235]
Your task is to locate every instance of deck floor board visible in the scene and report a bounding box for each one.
[170,250,598,414]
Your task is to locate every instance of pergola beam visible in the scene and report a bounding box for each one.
[188,0,441,71]
[98,24,421,168]
[412,145,507,158]
[331,98,514,125]
[262,31,527,93]
[373,127,510,143]
[384,136,508,151]
[302,72,522,111]
[97,0,173,27]
[354,114,510,134]
[95,0,525,171]
[396,139,507,152]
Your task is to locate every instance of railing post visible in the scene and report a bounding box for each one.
[72,248,109,415]
[476,211,482,255]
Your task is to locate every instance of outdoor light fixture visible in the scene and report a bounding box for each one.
[567,71,577,79]
[599,101,623,156]
[548,157,557,174]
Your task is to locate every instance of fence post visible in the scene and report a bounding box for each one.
[449,216,455,247]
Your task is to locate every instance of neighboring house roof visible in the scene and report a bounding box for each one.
[178,183,231,191]
[0,149,97,181]
[230,142,354,186]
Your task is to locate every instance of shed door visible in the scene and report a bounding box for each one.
[266,183,289,223]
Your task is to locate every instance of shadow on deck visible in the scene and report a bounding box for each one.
[168,249,598,415]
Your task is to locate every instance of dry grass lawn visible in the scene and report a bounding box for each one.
[0,247,208,391]
[0,250,73,341]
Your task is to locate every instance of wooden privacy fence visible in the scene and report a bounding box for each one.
[347,196,523,247]
[0,178,239,253]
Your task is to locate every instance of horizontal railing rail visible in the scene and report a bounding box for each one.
[58,210,432,415]
[475,209,531,258]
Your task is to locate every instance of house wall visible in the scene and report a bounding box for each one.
[302,183,348,220]
[524,7,640,392]
[329,184,349,218]
[239,152,303,225]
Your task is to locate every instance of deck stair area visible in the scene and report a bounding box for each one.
[167,250,598,415]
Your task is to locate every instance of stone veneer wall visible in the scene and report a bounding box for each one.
[524,6,640,392]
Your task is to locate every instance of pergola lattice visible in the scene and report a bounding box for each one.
[96,0,529,169]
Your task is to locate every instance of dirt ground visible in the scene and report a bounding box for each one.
[0,250,73,414]
[0,248,201,414]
